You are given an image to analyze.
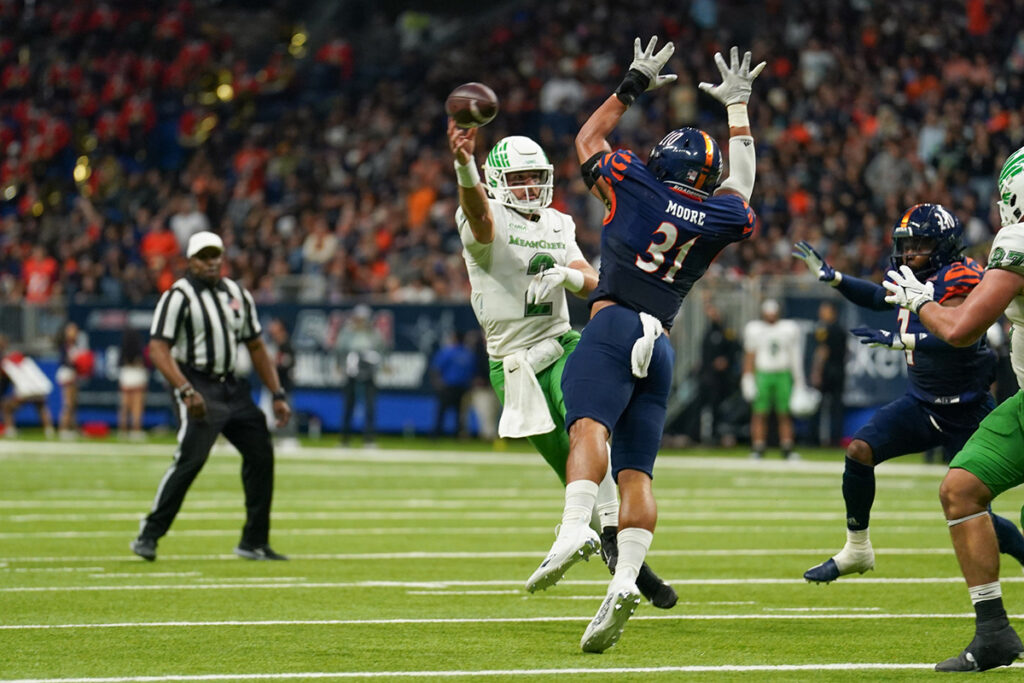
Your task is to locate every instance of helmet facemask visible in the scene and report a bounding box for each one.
[483,136,554,214]
[997,146,1024,228]
[889,203,963,279]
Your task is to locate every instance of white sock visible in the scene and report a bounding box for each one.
[969,581,1002,605]
[595,467,619,530]
[614,527,653,585]
[562,480,599,530]
[846,528,870,547]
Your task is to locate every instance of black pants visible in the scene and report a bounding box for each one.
[139,369,274,547]
[434,385,468,437]
[342,377,376,440]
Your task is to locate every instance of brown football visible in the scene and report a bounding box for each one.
[445,82,499,129]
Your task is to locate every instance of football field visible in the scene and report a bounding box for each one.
[3,438,1024,681]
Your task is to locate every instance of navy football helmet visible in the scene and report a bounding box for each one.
[647,128,723,198]
[890,203,964,278]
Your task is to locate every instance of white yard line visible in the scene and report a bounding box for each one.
[8,662,1014,682]
[0,524,941,540]
[0,546,957,561]
[4,576,1023,593]
[0,439,952,476]
[4,613,1022,630]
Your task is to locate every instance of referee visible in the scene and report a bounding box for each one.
[131,231,292,561]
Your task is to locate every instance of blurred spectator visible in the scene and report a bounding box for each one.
[335,305,386,446]
[55,321,92,439]
[117,328,148,440]
[465,329,498,442]
[697,302,742,446]
[0,334,54,438]
[810,300,848,447]
[429,330,476,438]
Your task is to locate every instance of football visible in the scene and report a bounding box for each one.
[445,82,499,129]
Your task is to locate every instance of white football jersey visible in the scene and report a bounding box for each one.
[743,318,801,373]
[458,198,585,359]
[987,223,1024,388]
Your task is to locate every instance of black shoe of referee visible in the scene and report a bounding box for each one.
[234,543,288,561]
[600,526,677,609]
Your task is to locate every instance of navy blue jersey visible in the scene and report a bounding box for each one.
[588,150,755,327]
[889,258,995,404]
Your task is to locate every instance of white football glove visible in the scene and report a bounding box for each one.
[629,36,677,91]
[698,46,766,106]
[882,265,935,314]
[526,265,585,304]
[741,373,757,402]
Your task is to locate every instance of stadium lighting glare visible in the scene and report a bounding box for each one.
[2,185,16,200]
[216,84,234,102]
[73,163,90,183]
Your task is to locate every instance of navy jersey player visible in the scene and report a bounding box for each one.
[793,204,1024,583]
[524,38,764,653]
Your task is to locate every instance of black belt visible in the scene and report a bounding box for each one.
[185,367,235,383]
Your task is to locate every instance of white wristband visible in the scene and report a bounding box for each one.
[726,103,750,128]
[454,159,480,188]
[563,267,585,293]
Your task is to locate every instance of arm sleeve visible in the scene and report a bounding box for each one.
[149,289,185,341]
[834,274,891,310]
[716,135,755,202]
[935,261,983,304]
[907,332,958,352]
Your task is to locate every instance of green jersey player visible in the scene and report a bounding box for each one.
[883,145,1024,672]
[446,119,676,608]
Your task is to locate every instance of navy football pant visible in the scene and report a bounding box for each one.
[562,305,675,479]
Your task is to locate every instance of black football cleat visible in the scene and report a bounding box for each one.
[935,624,1024,672]
[234,544,288,561]
[130,537,157,561]
[599,526,618,573]
[600,526,676,609]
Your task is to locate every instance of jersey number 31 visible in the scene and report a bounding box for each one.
[635,222,698,284]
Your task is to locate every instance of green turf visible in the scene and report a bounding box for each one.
[2,437,1024,681]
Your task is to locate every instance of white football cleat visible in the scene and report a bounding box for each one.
[580,579,642,653]
[525,525,600,593]
[804,542,874,583]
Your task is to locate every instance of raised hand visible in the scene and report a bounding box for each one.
[698,46,766,106]
[629,36,677,91]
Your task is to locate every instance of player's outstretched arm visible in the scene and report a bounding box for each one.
[888,266,1024,347]
[577,37,675,205]
[448,118,494,244]
[701,47,765,202]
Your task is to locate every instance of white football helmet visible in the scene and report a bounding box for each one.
[483,136,553,213]
[997,145,1024,228]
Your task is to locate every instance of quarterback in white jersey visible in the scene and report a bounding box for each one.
[446,120,678,609]
[883,145,1024,672]
[742,298,804,460]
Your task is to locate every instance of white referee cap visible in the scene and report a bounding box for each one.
[186,231,224,258]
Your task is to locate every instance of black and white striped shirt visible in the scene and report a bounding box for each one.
[149,276,262,376]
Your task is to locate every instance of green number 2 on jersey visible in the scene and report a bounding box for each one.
[524,252,555,317]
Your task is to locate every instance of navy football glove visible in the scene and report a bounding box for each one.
[792,241,840,285]
[851,327,906,350]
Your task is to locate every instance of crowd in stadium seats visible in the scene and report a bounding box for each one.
[0,0,1022,306]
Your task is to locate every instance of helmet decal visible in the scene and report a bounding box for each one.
[997,146,1024,228]
[482,136,553,213]
[890,203,964,278]
[647,127,722,198]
